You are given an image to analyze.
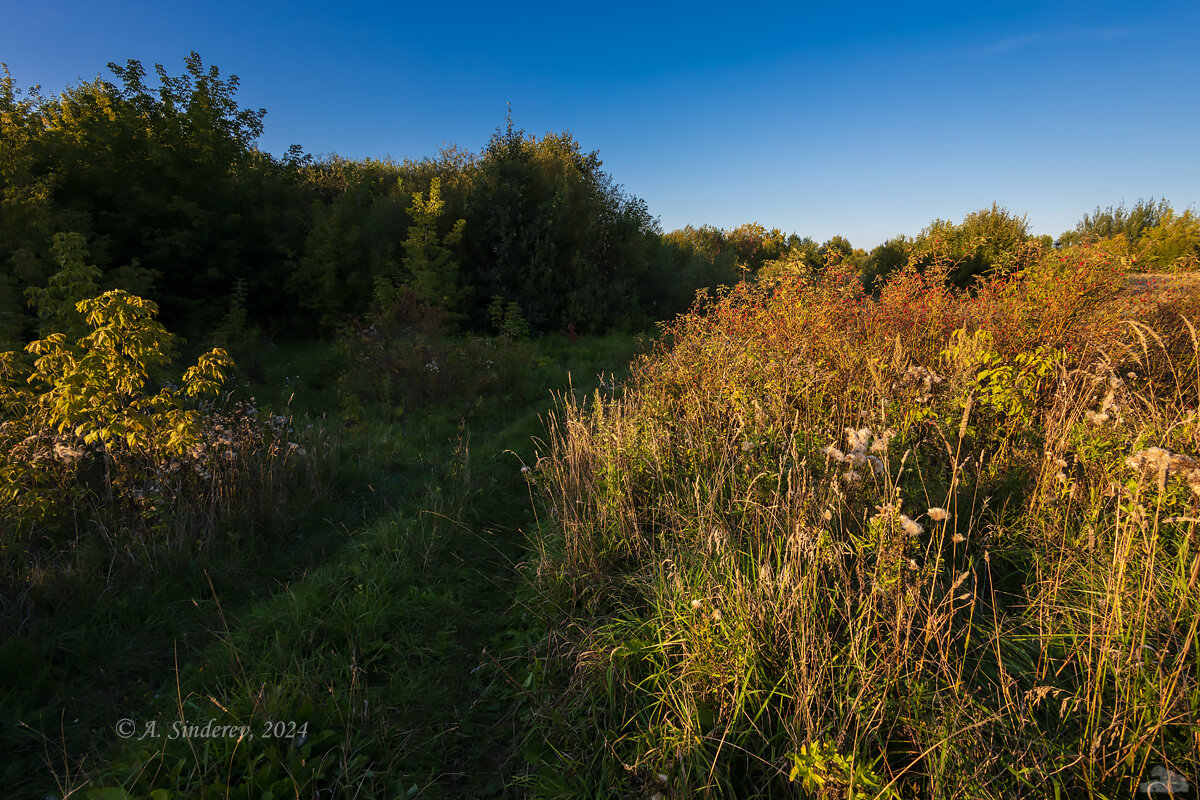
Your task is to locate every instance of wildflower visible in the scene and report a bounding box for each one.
[899,515,924,536]
[1127,447,1171,471]
[869,428,896,453]
[690,599,702,610]
[1127,447,1200,496]
[712,609,723,622]
[822,509,833,521]
[845,427,872,452]
[952,533,966,544]
[741,440,753,452]
[822,445,845,462]
[520,465,531,474]
[898,365,943,402]
[926,507,949,522]
[874,500,900,517]
[841,469,862,484]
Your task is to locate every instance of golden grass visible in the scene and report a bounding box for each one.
[528,244,1200,798]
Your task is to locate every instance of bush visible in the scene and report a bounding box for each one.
[0,276,324,621]
[337,281,540,420]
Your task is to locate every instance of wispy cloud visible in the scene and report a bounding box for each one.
[975,26,1129,56]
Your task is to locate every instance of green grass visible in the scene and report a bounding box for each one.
[4,332,640,798]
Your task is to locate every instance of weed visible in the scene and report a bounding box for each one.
[531,243,1200,797]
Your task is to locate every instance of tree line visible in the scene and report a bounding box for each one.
[3,54,1197,352]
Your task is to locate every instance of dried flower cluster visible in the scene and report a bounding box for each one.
[824,426,895,484]
[1127,447,1200,497]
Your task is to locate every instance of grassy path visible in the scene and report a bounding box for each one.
[5,336,635,798]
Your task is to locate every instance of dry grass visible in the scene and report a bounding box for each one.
[527,242,1200,798]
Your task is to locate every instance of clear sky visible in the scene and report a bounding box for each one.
[4,1,1198,248]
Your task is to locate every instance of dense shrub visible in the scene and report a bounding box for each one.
[337,281,542,421]
[0,273,324,632]
[1061,199,1200,274]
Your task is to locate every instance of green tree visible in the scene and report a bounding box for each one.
[758,235,836,279]
[1061,199,1199,273]
[1060,198,1170,245]
[400,177,467,313]
[1139,207,1200,271]
[0,66,57,347]
[646,229,740,314]
[21,290,231,453]
[24,232,101,339]
[819,235,856,266]
[291,195,375,327]
[0,54,311,337]
[911,203,1037,286]
[461,120,655,332]
[725,222,791,274]
[860,235,911,293]
[1,283,232,531]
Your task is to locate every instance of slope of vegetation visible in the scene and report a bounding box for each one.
[529,247,1200,797]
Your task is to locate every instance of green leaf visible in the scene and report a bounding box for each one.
[87,789,131,800]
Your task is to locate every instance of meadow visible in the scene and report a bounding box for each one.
[526,246,1200,798]
[2,54,1199,799]
[5,238,1196,798]
[1,296,641,796]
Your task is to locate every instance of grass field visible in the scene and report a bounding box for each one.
[525,250,1200,798]
[3,243,1199,799]
[2,333,639,798]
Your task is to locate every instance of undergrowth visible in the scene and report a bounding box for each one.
[529,242,1200,798]
[3,276,638,798]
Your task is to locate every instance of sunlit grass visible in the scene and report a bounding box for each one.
[528,246,1200,797]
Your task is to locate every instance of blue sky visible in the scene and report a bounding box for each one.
[4,1,1198,248]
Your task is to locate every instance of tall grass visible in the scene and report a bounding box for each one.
[529,244,1200,797]
[6,330,641,798]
